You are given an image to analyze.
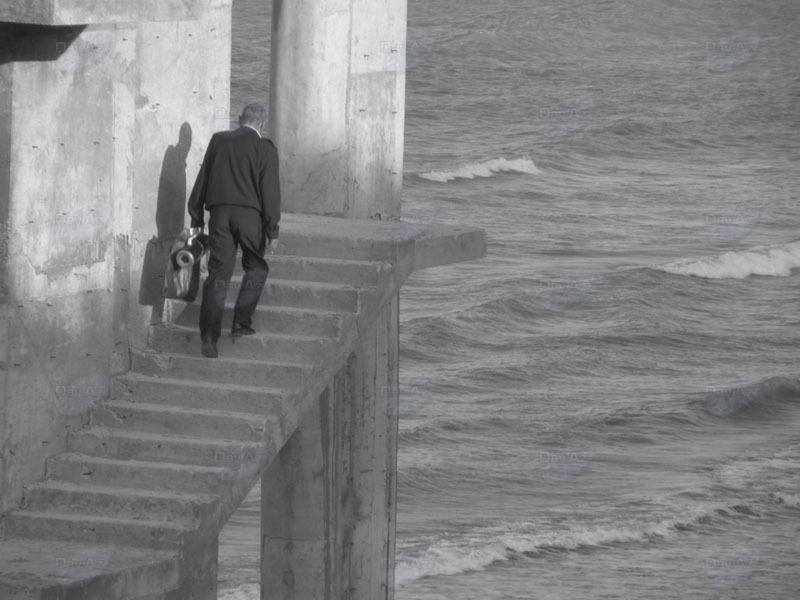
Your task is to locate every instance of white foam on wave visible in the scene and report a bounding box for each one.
[418,513,703,578]
[655,241,800,279]
[418,157,540,182]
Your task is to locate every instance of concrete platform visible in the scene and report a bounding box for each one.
[277,212,486,276]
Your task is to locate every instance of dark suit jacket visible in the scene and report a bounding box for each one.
[187,126,281,241]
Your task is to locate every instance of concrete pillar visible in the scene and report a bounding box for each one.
[261,385,339,599]
[261,295,399,599]
[264,3,407,591]
[269,0,407,218]
[347,293,399,596]
[166,531,220,600]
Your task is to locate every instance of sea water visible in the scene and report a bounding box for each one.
[219,0,800,597]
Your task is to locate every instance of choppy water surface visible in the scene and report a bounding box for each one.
[220,1,800,598]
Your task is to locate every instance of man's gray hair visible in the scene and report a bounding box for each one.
[239,103,268,128]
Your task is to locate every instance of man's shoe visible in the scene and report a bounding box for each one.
[232,323,256,337]
[201,338,218,358]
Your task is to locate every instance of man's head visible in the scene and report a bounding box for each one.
[239,103,268,131]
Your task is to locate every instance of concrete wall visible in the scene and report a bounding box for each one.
[0,0,229,26]
[0,5,231,516]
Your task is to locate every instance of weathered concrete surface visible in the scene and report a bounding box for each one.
[0,62,9,305]
[270,0,406,217]
[0,27,140,512]
[130,12,232,341]
[0,0,229,25]
[261,294,400,599]
[0,538,178,599]
[0,5,231,518]
[277,212,487,277]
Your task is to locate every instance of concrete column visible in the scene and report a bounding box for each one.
[269,0,407,218]
[347,293,399,597]
[261,385,340,599]
[166,531,220,600]
[261,296,399,599]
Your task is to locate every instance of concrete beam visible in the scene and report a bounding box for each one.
[0,0,229,26]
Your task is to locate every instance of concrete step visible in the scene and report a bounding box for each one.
[183,277,366,313]
[67,424,272,470]
[261,279,369,313]
[264,255,390,286]
[130,348,310,387]
[149,323,333,361]
[0,538,178,599]
[165,302,343,338]
[5,511,185,550]
[68,427,276,470]
[44,453,257,494]
[114,372,284,414]
[22,481,218,524]
[90,400,279,442]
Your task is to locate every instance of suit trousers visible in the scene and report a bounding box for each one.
[199,205,269,342]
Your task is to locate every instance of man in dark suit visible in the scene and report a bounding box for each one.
[187,103,280,358]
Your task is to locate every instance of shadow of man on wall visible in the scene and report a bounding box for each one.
[139,122,192,323]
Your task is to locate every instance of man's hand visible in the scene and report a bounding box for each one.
[268,238,278,255]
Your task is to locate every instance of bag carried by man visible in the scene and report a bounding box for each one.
[163,227,210,302]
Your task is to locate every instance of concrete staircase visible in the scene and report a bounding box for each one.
[1,252,397,598]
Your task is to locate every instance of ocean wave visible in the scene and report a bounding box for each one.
[586,377,800,434]
[712,436,800,490]
[600,409,701,429]
[654,241,800,279]
[417,156,540,182]
[414,509,718,579]
[410,491,791,581]
[698,375,800,419]
[769,492,800,509]
[750,376,800,408]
